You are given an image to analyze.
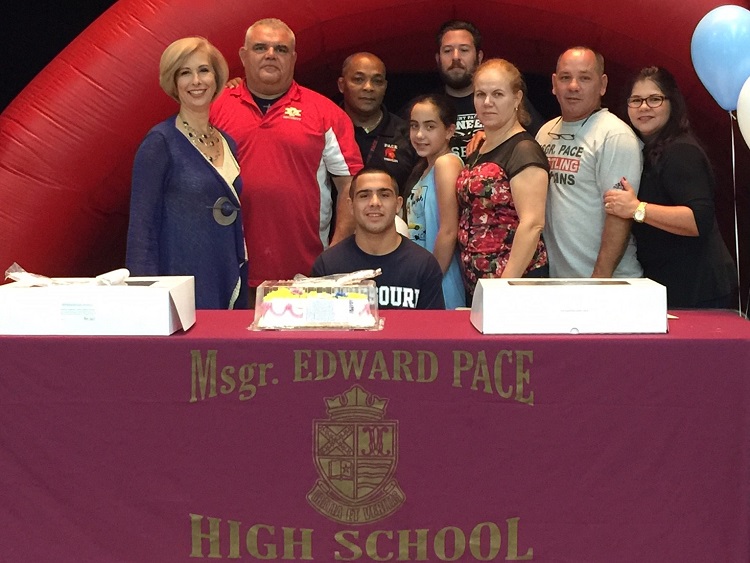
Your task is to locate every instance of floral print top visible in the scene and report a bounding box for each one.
[456,131,550,295]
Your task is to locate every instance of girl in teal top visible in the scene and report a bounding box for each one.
[405,94,466,309]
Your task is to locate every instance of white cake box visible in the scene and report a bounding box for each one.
[470,278,667,334]
[0,276,195,335]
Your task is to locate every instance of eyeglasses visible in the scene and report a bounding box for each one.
[547,127,575,141]
[627,95,668,109]
[547,110,598,140]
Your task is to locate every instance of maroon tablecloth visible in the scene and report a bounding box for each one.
[2,310,749,561]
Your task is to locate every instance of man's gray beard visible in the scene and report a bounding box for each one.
[439,68,473,91]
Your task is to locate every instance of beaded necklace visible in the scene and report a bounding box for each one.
[180,116,221,163]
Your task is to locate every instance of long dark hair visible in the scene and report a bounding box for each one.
[626,66,691,165]
[404,94,458,191]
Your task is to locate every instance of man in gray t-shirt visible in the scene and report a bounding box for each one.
[536,47,643,278]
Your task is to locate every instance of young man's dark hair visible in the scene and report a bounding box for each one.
[348,166,398,198]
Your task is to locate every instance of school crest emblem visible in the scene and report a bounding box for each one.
[307,385,405,524]
[384,144,397,161]
[284,106,302,120]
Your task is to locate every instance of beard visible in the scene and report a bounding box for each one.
[438,60,477,90]
[439,67,473,90]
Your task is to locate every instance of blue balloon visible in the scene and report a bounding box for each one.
[691,5,750,111]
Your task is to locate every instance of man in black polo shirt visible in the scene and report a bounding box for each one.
[338,52,417,197]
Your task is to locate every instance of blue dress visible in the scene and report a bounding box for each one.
[127,117,248,309]
[406,157,466,309]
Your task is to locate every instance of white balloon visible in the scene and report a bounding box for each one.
[738,75,750,150]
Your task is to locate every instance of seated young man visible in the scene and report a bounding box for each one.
[312,168,445,309]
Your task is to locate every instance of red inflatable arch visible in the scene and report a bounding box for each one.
[1,0,748,302]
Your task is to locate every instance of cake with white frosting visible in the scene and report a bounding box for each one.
[254,281,378,329]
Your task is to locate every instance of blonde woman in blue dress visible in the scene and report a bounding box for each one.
[405,94,465,309]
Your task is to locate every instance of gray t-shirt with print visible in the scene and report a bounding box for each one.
[536,108,644,278]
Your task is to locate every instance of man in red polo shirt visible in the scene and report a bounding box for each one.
[211,18,363,293]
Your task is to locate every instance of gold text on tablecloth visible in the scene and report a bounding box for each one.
[189,348,535,406]
[189,514,534,560]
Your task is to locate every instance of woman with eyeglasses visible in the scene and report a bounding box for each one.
[603,66,736,308]
[456,59,550,299]
[127,37,249,309]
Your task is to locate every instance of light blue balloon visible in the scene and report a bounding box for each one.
[691,5,750,111]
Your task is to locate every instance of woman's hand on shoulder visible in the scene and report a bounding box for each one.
[466,130,486,155]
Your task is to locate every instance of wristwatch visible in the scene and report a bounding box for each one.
[633,201,647,223]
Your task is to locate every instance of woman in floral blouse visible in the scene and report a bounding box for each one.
[456,59,550,297]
